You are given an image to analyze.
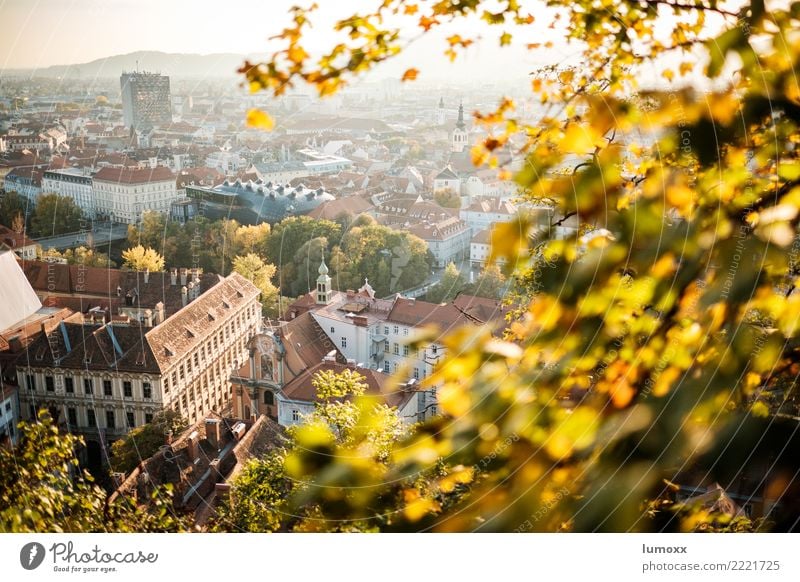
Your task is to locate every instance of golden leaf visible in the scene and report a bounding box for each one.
[246,108,274,131]
[401,68,419,82]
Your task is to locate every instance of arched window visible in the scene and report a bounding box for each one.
[263,391,274,406]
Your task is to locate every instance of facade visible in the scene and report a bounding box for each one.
[3,167,43,205]
[459,198,518,234]
[0,384,19,447]
[0,224,39,260]
[433,165,461,195]
[285,262,509,421]
[230,308,419,426]
[406,216,471,267]
[470,228,498,268]
[92,166,177,224]
[120,72,173,130]
[1,128,66,154]
[42,168,96,218]
[16,273,261,459]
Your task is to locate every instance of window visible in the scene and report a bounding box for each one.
[263,391,274,405]
[330,326,335,333]
[105,410,115,429]
[383,361,390,373]
[384,340,389,353]
[194,353,199,367]
[4,401,10,412]
[403,345,410,357]
[67,407,77,426]
[64,377,74,393]
[143,382,152,399]
[29,405,37,419]
[403,328,408,337]
[393,343,399,355]
[45,376,54,392]
[126,412,135,428]
[394,325,399,335]
[384,326,389,335]
[26,375,35,391]
[291,409,300,422]
[341,337,347,349]
[414,367,420,379]
[103,379,112,396]
[123,381,132,398]
[432,345,439,355]
[145,413,153,424]
[87,409,96,427]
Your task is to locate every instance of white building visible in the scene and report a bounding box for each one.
[406,216,472,267]
[17,273,261,460]
[0,384,19,447]
[460,198,518,235]
[433,165,461,195]
[451,103,469,153]
[42,168,96,218]
[92,166,177,224]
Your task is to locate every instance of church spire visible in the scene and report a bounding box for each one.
[456,101,465,129]
[316,256,332,304]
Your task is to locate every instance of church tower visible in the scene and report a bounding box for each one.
[316,257,332,305]
[436,97,446,126]
[451,102,468,153]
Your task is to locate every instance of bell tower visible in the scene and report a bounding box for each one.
[451,102,468,153]
[316,257,332,304]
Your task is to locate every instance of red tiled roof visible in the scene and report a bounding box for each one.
[93,166,175,184]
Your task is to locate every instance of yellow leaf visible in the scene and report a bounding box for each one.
[246,108,274,131]
[403,3,418,15]
[499,31,512,46]
[401,68,419,82]
[560,123,602,155]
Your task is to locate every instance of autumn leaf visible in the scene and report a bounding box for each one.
[246,108,274,131]
[401,68,419,82]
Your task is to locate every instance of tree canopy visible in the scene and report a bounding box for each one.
[122,245,165,272]
[232,0,800,532]
[0,412,187,532]
[29,193,84,237]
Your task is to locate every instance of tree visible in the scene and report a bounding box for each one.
[39,246,115,268]
[233,253,279,318]
[110,410,188,474]
[463,264,506,300]
[233,0,800,532]
[0,411,187,532]
[29,193,84,237]
[213,370,407,532]
[266,216,342,279]
[0,190,29,229]
[433,189,461,209]
[426,262,466,303]
[122,245,165,272]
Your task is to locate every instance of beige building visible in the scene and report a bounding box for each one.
[92,166,178,224]
[17,272,261,465]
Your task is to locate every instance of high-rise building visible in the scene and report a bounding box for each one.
[120,71,172,130]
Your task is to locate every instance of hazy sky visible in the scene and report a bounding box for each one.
[0,0,578,82]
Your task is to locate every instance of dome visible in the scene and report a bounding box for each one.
[319,258,329,275]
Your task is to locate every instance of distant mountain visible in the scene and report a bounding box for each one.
[2,51,248,79]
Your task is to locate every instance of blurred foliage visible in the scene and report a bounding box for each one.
[213,370,408,532]
[0,411,188,532]
[231,0,800,532]
[109,410,188,475]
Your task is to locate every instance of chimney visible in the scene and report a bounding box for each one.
[155,301,165,324]
[186,430,199,463]
[190,267,200,284]
[8,335,23,353]
[165,429,174,446]
[179,267,188,286]
[170,267,177,286]
[187,281,195,301]
[231,422,246,440]
[143,309,153,327]
[143,269,150,284]
[205,419,221,449]
[181,286,188,307]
